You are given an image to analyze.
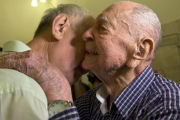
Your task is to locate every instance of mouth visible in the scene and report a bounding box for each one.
[86,49,99,55]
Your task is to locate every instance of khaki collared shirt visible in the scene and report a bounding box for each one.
[0,40,48,120]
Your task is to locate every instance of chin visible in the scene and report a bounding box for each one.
[82,64,97,72]
[82,62,91,70]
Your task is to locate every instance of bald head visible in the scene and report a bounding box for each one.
[104,1,162,54]
[113,1,139,9]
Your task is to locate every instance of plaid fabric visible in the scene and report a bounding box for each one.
[76,66,180,120]
[49,106,79,120]
[51,66,180,120]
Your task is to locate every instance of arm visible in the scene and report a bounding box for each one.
[0,50,79,119]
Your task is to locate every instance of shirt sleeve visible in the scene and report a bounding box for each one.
[0,90,48,120]
[49,106,79,120]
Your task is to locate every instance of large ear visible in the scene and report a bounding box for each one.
[52,14,69,40]
[127,37,154,67]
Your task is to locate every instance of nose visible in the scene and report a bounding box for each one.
[82,27,94,42]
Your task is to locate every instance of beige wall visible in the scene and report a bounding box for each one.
[52,0,119,17]
[0,0,52,47]
[1,0,180,47]
[53,0,180,23]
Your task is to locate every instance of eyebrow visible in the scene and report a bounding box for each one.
[98,16,115,29]
[99,16,108,23]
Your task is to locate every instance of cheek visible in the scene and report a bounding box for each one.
[69,51,79,65]
[59,46,77,67]
[75,48,85,64]
[75,41,85,59]
[98,47,127,71]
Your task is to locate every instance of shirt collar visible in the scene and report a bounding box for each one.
[114,65,155,118]
[96,83,109,114]
[2,40,31,54]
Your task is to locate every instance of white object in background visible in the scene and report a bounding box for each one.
[40,0,46,3]
[31,0,38,7]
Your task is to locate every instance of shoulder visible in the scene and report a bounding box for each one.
[0,68,47,105]
[0,68,31,88]
[150,74,180,109]
[0,69,48,119]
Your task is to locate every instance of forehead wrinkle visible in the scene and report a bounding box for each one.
[115,10,133,36]
[120,20,132,36]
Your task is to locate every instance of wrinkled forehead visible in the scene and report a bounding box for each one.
[96,5,130,29]
[101,1,137,16]
[96,5,119,22]
[98,4,127,21]
[96,5,137,38]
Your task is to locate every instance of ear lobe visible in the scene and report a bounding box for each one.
[52,14,69,40]
[133,37,154,60]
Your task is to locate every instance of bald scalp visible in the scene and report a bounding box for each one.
[111,1,162,53]
[113,1,139,9]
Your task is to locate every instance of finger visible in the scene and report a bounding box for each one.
[0,58,16,69]
[0,52,25,69]
[0,50,32,60]
[0,52,17,60]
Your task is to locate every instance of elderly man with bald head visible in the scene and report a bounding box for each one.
[1,1,180,120]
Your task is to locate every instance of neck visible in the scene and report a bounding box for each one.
[27,37,49,61]
[95,65,147,105]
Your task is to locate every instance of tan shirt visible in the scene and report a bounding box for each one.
[0,40,48,120]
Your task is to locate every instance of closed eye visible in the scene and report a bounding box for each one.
[100,25,106,30]
[99,25,108,34]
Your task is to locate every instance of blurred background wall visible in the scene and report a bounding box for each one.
[1,0,180,46]
[1,0,180,83]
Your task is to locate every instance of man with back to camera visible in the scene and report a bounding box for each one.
[0,4,94,120]
[1,1,180,120]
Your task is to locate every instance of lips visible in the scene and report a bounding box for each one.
[86,49,99,55]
